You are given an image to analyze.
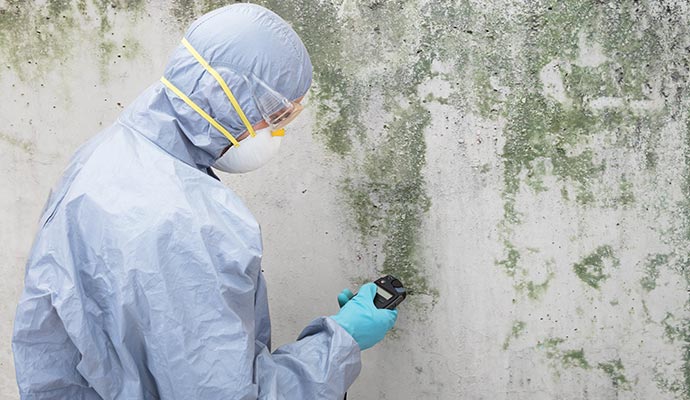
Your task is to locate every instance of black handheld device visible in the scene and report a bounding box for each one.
[372,275,407,309]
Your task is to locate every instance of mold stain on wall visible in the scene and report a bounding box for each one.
[503,320,526,350]
[489,0,674,278]
[245,0,441,299]
[0,0,145,81]
[0,131,35,155]
[538,337,592,372]
[0,1,75,80]
[598,358,631,391]
[464,0,689,394]
[572,245,619,289]
[640,253,668,292]
[662,114,690,397]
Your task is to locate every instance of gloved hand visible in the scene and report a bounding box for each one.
[331,283,398,350]
[337,288,355,308]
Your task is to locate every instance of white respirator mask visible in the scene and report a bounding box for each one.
[212,127,283,173]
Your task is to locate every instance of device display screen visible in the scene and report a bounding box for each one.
[376,286,393,300]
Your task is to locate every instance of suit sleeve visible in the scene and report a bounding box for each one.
[254,317,361,399]
[12,288,101,400]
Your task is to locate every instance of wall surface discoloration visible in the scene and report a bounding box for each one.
[572,245,619,289]
[598,358,631,391]
[1,0,690,399]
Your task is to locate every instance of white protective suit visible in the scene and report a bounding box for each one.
[12,4,361,399]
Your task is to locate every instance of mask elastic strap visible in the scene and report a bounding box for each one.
[181,38,256,138]
[160,76,240,147]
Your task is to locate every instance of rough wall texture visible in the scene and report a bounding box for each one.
[1,0,689,398]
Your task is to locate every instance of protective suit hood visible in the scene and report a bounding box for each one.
[120,3,313,170]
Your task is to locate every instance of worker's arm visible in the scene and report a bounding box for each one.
[255,317,362,399]
[13,287,102,400]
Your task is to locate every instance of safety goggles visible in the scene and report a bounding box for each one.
[242,72,304,137]
[160,38,302,147]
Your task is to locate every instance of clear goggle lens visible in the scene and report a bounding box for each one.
[245,74,304,133]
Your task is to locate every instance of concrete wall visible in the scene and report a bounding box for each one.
[1,0,689,398]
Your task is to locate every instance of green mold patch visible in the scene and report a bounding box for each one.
[502,92,606,216]
[665,116,690,398]
[121,36,142,60]
[91,0,146,33]
[562,349,590,369]
[170,0,196,25]
[488,1,681,297]
[0,0,146,80]
[538,337,590,370]
[254,0,441,298]
[539,337,565,357]
[655,372,687,398]
[493,3,598,216]
[496,240,520,277]
[661,313,686,343]
[90,0,146,79]
[572,245,619,289]
[645,150,658,170]
[170,0,235,26]
[515,270,555,300]
[617,176,635,207]
[656,313,690,397]
[253,0,364,156]
[598,359,631,391]
[503,320,526,350]
[683,116,690,245]
[343,98,433,297]
[501,250,554,300]
[0,132,35,154]
[0,0,75,80]
[640,253,668,292]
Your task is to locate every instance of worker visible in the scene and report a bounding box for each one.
[12,4,397,399]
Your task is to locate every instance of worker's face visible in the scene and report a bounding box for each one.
[220,95,305,156]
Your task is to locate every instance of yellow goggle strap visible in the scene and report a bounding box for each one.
[181,38,256,138]
[160,77,240,148]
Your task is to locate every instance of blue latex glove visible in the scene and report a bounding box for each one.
[337,288,355,308]
[331,283,398,350]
